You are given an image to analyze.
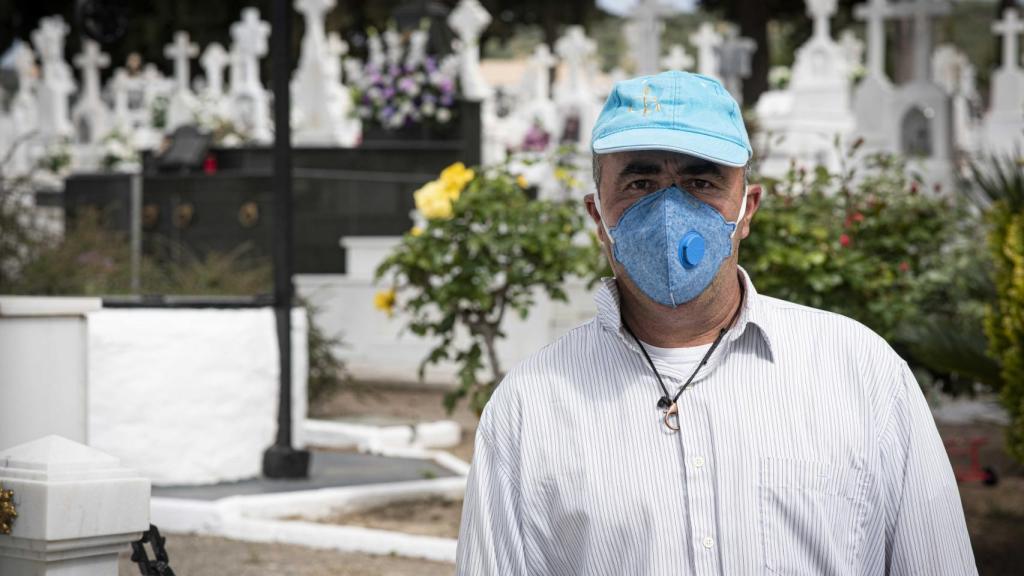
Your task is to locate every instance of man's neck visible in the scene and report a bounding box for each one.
[619,268,744,348]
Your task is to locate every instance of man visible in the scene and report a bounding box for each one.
[456,71,976,575]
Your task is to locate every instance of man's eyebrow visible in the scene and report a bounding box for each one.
[617,160,663,179]
[676,161,726,178]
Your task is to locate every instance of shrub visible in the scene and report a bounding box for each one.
[375,161,600,414]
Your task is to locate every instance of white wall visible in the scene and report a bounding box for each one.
[297,236,597,387]
[86,307,307,486]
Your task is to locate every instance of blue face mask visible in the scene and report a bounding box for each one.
[601,185,747,308]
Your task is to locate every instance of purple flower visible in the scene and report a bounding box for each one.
[425,57,437,72]
[398,77,417,94]
[440,94,453,107]
[382,87,395,99]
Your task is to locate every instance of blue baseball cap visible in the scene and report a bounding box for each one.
[591,71,752,168]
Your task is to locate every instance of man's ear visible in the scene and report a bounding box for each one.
[738,184,762,240]
[584,193,608,244]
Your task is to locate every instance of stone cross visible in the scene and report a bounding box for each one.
[164,31,198,92]
[296,0,333,61]
[110,68,132,130]
[855,0,893,79]
[73,39,110,91]
[232,7,271,71]
[626,0,676,75]
[661,44,694,71]
[889,0,951,82]
[527,43,557,100]
[200,42,229,97]
[839,29,864,69]
[807,0,837,41]
[72,39,112,142]
[555,25,597,94]
[30,16,75,139]
[993,8,1023,72]
[326,32,348,81]
[690,22,723,78]
[448,0,493,100]
[230,8,272,142]
[718,26,757,103]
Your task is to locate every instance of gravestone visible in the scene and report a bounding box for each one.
[229,8,273,143]
[4,41,38,175]
[853,0,896,151]
[448,0,492,101]
[933,43,980,153]
[70,40,111,145]
[887,0,953,167]
[291,0,360,146]
[554,25,600,150]
[983,8,1024,156]
[31,16,75,140]
[717,25,757,104]
[755,0,855,175]
[624,0,676,76]
[163,31,199,132]
[690,22,722,79]
[661,44,694,72]
[200,42,229,99]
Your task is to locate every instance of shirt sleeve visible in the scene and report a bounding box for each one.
[881,362,978,575]
[455,421,527,575]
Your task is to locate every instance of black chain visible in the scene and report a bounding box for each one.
[131,524,176,576]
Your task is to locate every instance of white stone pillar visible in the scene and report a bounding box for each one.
[0,435,151,576]
[0,297,102,451]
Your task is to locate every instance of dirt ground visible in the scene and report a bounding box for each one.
[312,495,464,540]
[125,385,1022,575]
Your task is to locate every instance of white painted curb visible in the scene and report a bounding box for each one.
[151,476,468,563]
[303,418,462,451]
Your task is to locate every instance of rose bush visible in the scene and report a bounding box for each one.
[375,161,600,414]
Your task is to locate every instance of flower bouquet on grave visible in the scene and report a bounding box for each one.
[350,24,460,138]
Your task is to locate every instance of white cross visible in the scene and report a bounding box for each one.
[993,8,1023,72]
[661,44,694,71]
[838,29,864,68]
[629,0,677,75]
[74,40,110,109]
[200,43,229,96]
[448,0,492,44]
[854,0,893,78]
[164,31,198,91]
[232,8,271,59]
[110,68,132,126]
[296,0,334,18]
[690,22,722,78]
[806,0,838,41]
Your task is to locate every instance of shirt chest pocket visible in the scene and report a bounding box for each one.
[758,458,870,576]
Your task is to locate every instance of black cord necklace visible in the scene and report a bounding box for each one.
[622,287,744,432]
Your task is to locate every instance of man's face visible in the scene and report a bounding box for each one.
[584,150,760,305]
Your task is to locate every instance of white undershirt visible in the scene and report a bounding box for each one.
[639,340,714,376]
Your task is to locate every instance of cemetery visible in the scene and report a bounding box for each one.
[0,0,1022,574]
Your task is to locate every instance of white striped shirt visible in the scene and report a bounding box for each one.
[456,269,977,575]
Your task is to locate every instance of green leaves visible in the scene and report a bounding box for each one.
[377,164,602,415]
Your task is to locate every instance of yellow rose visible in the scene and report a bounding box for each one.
[516,175,528,189]
[410,226,424,237]
[413,179,454,220]
[439,162,475,194]
[373,288,396,316]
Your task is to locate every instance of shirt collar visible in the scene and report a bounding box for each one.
[594,266,776,371]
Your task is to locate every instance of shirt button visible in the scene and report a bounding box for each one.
[702,536,715,549]
[694,456,706,468]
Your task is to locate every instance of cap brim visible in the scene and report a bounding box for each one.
[592,128,749,168]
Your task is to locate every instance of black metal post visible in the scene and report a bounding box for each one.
[263,0,310,479]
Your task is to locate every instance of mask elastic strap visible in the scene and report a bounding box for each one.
[729,186,749,239]
[595,190,615,245]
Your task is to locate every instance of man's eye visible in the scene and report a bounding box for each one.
[626,179,653,191]
[690,179,714,190]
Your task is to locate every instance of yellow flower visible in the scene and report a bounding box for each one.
[516,175,528,189]
[413,180,455,220]
[410,226,424,237]
[439,162,475,194]
[373,288,396,316]
[554,167,569,182]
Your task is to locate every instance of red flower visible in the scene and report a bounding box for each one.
[899,261,910,273]
[852,212,864,222]
[840,234,852,248]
